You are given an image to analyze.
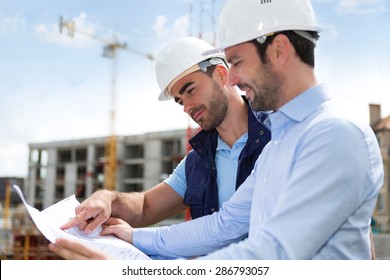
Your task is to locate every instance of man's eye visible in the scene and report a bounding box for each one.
[186,88,195,95]
[174,98,183,106]
[232,61,241,67]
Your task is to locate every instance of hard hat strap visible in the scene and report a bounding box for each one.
[257,30,317,46]
[198,57,228,72]
[293,30,317,46]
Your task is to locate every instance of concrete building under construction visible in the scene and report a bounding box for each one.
[26,129,188,211]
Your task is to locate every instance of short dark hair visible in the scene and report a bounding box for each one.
[252,31,319,68]
[202,64,218,78]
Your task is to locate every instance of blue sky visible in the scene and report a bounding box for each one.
[1,0,389,177]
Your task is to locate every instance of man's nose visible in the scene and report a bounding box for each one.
[227,69,239,87]
[183,100,194,115]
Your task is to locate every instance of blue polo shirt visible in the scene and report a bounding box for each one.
[164,133,248,208]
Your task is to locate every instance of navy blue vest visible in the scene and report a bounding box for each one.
[183,98,271,219]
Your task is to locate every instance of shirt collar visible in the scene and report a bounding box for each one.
[216,133,248,151]
[277,84,331,123]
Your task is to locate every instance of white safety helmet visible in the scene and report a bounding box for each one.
[155,37,226,101]
[204,0,321,55]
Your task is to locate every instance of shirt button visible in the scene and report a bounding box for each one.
[255,139,260,143]
[211,208,216,212]
[259,130,264,135]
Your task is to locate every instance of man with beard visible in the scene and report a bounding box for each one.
[59,37,270,234]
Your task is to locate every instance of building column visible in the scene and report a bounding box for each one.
[86,144,95,197]
[43,148,57,209]
[64,163,77,198]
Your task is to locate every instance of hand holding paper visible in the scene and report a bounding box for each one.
[12,185,150,260]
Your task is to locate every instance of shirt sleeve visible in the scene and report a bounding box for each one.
[133,171,256,258]
[163,155,187,198]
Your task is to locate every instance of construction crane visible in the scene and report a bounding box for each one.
[59,16,154,191]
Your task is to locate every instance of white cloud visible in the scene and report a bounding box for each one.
[152,14,189,38]
[152,15,169,38]
[0,14,26,32]
[335,0,389,14]
[172,15,190,37]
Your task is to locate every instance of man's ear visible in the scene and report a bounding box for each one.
[270,34,290,66]
[214,64,228,82]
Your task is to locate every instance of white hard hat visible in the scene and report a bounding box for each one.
[204,0,321,55]
[155,37,226,101]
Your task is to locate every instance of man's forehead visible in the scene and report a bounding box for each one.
[225,45,241,62]
[171,70,203,94]
[177,70,204,84]
[225,43,250,62]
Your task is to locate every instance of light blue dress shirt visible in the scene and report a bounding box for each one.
[164,134,248,208]
[133,84,383,259]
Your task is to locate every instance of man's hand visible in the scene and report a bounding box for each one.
[101,218,134,244]
[48,238,111,260]
[61,190,115,233]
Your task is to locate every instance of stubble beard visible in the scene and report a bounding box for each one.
[250,64,283,112]
[195,81,228,131]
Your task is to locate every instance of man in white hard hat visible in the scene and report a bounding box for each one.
[55,37,270,246]
[126,0,380,259]
[50,0,383,260]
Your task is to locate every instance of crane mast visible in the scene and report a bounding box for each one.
[59,16,153,190]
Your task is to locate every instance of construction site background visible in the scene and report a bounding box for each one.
[0,206,61,260]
